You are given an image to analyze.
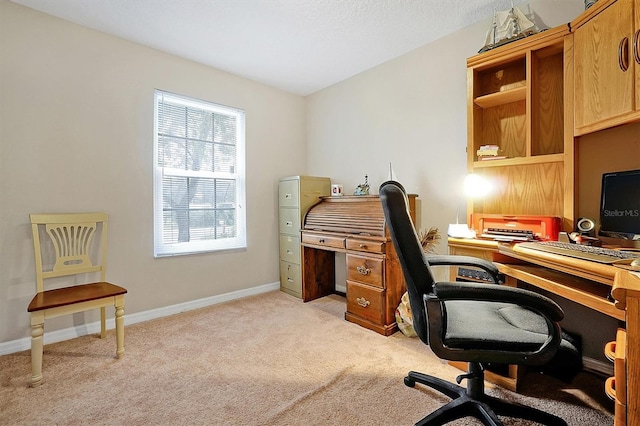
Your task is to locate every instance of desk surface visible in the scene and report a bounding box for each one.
[448,237,626,321]
[502,242,622,285]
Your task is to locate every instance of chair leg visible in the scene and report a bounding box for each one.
[408,370,503,426]
[100,306,107,338]
[29,312,44,387]
[484,394,567,426]
[405,370,466,400]
[115,296,125,358]
[416,394,502,426]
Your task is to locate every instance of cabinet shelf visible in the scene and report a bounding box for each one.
[467,25,569,222]
[473,153,564,168]
[474,86,526,108]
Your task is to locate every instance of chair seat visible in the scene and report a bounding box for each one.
[28,282,127,312]
[443,300,550,352]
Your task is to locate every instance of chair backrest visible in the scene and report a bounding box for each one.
[379,181,435,345]
[30,213,108,293]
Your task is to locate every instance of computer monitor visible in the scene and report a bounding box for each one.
[599,169,640,240]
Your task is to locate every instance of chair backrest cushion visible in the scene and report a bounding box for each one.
[379,181,435,345]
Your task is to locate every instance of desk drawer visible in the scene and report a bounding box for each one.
[346,254,384,288]
[346,238,385,254]
[301,233,345,250]
[346,281,384,325]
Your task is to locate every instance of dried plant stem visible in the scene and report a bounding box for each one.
[418,226,441,253]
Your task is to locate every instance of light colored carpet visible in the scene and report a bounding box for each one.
[0,291,614,425]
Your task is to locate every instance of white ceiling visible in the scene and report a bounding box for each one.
[11,0,528,95]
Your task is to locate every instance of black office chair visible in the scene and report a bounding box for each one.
[379,180,571,426]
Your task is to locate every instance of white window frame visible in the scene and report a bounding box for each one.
[153,90,246,257]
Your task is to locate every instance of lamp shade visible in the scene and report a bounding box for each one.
[463,174,491,199]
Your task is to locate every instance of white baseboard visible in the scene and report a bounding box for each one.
[0,282,280,356]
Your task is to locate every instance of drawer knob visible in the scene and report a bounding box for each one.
[357,266,371,275]
[356,297,370,308]
[618,37,629,72]
[285,221,293,227]
[319,239,325,243]
[605,377,616,401]
[286,249,293,255]
[287,278,294,283]
[635,29,640,65]
[604,341,616,361]
[359,244,367,249]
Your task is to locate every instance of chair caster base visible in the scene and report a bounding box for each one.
[404,376,416,387]
[405,369,567,426]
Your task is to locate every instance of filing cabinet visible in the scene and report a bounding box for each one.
[278,176,330,298]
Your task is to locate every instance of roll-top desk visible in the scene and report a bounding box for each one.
[300,194,416,336]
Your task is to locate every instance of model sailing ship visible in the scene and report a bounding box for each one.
[478,2,542,53]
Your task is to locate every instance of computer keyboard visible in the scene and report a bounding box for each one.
[517,241,639,264]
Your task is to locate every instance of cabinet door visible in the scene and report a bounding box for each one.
[574,0,635,133]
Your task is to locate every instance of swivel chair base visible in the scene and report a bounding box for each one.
[404,364,567,426]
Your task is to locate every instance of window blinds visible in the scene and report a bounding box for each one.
[153,90,246,257]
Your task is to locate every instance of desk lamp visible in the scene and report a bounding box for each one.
[448,173,491,238]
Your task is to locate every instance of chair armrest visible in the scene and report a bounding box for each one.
[425,254,502,284]
[426,282,564,365]
[433,281,564,322]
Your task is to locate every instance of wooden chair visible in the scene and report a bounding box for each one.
[27,213,127,387]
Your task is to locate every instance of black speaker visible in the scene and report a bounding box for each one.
[576,217,595,235]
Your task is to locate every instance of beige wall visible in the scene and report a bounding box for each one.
[0,0,306,344]
[306,1,584,252]
[0,0,585,347]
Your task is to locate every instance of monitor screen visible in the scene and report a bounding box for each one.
[599,169,640,240]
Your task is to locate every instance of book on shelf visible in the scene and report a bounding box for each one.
[478,155,507,161]
[476,144,501,157]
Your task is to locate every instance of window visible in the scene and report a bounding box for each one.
[153,90,246,257]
